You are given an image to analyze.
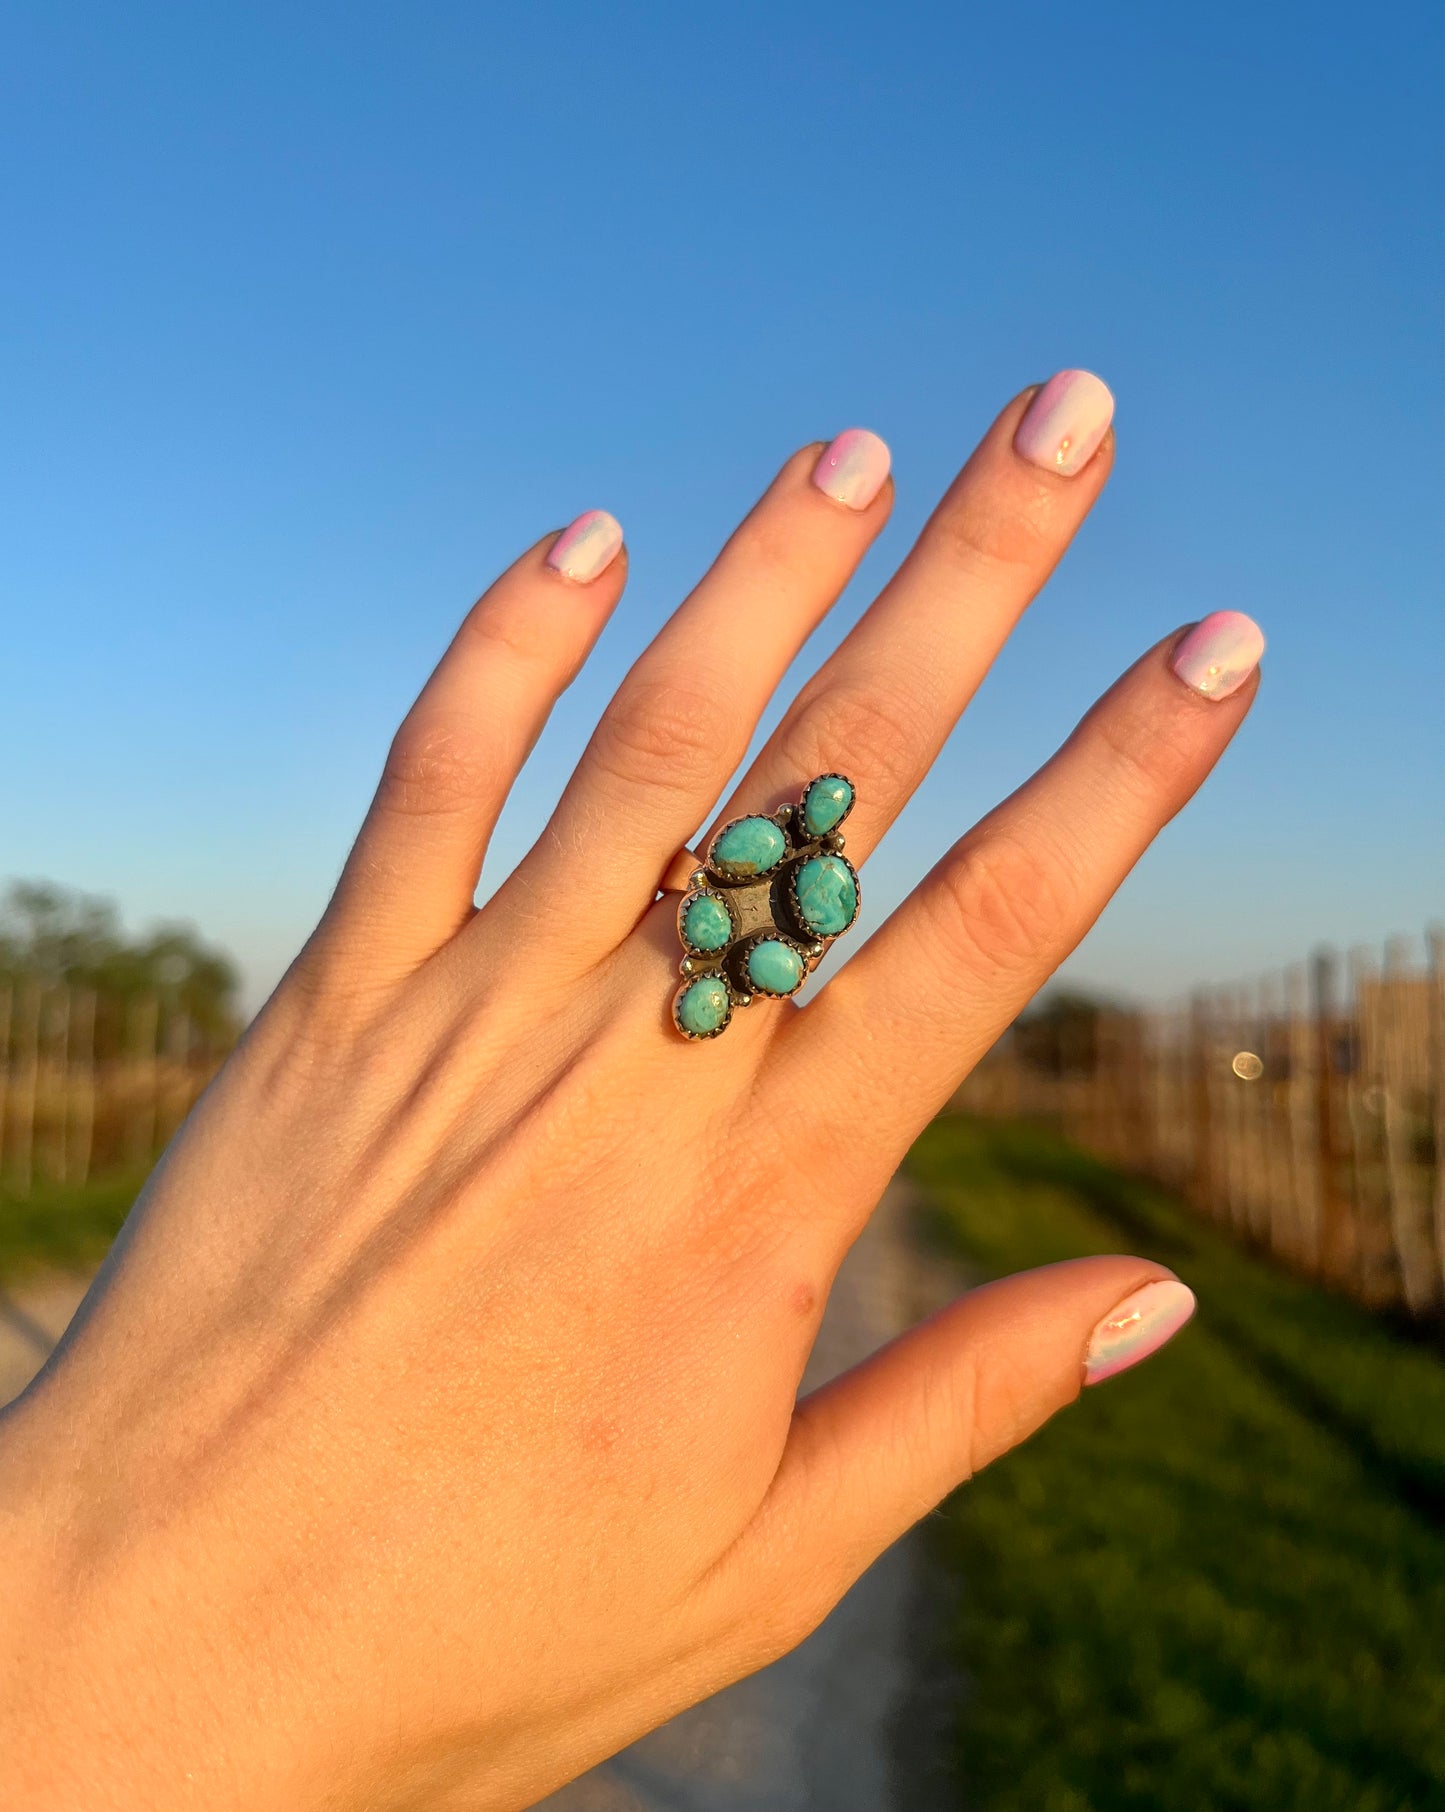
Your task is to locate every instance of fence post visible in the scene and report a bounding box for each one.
[1258,972,1292,1261]
[1346,945,1392,1305]
[126,992,161,1168]
[1120,1010,1149,1172]
[50,982,72,1187]
[1312,949,1355,1285]
[71,987,97,1189]
[1239,978,1270,1248]
[1377,937,1442,1313]
[1188,991,1215,1217]
[10,981,43,1198]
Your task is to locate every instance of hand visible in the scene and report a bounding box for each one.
[0,375,1260,1811]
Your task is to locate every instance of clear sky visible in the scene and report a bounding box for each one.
[3,2,1440,1012]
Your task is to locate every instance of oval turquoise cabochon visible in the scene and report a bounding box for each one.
[793,854,858,938]
[675,974,731,1037]
[681,893,732,953]
[746,939,805,996]
[709,814,787,878]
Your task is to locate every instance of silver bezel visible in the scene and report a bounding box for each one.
[785,850,861,942]
[732,931,811,999]
[676,885,737,958]
[798,771,857,840]
[704,810,795,882]
[671,970,737,1041]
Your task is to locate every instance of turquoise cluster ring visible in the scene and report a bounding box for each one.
[671,773,860,1041]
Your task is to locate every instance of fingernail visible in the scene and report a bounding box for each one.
[813,428,891,510]
[1083,1279,1196,1385]
[1014,370,1115,476]
[1171,610,1266,701]
[546,510,624,583]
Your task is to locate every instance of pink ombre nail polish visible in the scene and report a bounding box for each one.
[1084,1279,1196,1385]
[1014,370,1115,476]
[1171,610,1266,701]
[546,510,624,583]
[813,429,891,510]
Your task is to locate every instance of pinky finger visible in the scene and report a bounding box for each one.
[313,512,626,986]
[708,1256,1193,1659]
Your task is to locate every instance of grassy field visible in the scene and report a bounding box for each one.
[908,1115,1445,1812]
[0,1173,142,1283]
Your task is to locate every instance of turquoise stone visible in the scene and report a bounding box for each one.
[682,893,731,953]
[802,775,853,836]
[794,854,858,937]
[675,975,731,1036]
[747,939,804,996]
[710,814,787,878]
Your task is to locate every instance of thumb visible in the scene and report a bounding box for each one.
[727,1257,1194,1643]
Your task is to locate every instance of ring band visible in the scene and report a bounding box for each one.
[671,774,859,1041]
[657,845,702,895]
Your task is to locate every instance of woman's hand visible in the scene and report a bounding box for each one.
[0,375,1260,1811]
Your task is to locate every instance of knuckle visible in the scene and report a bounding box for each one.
[931,482,1055,576]
[591,672,733,795]
[459,599,538,664]
[735,1534,844,1670]
[933,826,1078,976]
[377,718,496,819]
[966,1354,1049,1477]
[729,502,829,590]
[776,681,920,798]
[908,1355,971,1480]
[1090,702,1198,810]
[716,1582,817,1679]
[754,1582,830,1665]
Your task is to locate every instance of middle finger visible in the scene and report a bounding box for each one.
[704,372,1115,877]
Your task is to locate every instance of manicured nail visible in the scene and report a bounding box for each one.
[546,510,624,583]
[1014,370,1115,476]
[1083,1279,1196,1385]
[813,428,891,510]
[1171,610,1266,701]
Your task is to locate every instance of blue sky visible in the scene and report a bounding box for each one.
[3,2,1440,1011]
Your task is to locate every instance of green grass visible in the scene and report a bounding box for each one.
[0,1173,143,1283]
[908,1115,1445,1812]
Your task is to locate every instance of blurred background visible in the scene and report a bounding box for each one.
[2,4,1440,1808]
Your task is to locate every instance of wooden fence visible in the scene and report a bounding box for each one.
[0,982,226,1196]
[953,929,1445,1318]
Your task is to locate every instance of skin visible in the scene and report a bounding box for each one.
[0,387,1257,1810]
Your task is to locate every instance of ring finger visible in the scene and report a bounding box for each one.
[775,614,1266,1203]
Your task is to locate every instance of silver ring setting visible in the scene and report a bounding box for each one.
[671,774,859,1041]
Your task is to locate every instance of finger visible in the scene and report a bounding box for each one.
[719,1259,1193,1651]
[703,373,1115,871]
[313,513,627,983]
[777,613,1266,1148]
[487,434,894,967]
